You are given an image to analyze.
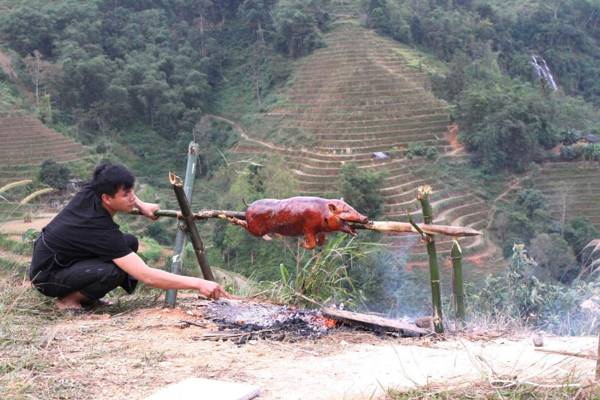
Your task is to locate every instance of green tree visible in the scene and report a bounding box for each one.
[340,164,385,219]
[273,0,324,58]
[39,159,70,190]
[564,217,599,258]
[458,81,558,172]
[515,189,545,218]
[529,233,577,283]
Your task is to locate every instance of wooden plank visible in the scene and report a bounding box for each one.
[146,378,260,400]
[321,307,431,336]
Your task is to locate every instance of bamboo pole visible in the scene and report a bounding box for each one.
[451,240,465,326]
[129,210,482,238]
[417,185,444,334]
[166,142,201,306]
[169,172,215,282]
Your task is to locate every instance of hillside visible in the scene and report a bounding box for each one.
[0,112,88,187]
[531,161,600,228]
[228,21,497,268]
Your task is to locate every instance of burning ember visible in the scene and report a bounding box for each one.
[188,299,428,345]
[197,299,336,344]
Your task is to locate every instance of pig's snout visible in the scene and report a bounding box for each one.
[340,212,369,224]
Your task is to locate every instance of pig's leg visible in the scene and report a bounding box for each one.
[303,232,317,249]
[316,233,326,246]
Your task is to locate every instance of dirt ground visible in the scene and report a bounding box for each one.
[28,298,595,400]
[0,213,55,236]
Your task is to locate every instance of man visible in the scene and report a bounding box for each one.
[29,163,229,310]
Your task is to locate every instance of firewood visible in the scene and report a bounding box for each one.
[321,307,430,336]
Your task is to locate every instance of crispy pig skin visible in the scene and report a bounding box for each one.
[245,196,369,249]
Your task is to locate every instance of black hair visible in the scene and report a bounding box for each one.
[90,163,135,197]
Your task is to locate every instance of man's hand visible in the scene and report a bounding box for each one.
[135,196,160,221]
[197,279,231,300]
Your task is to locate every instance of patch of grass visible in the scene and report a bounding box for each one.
[133,350,167,369]
[0,252,165,399]
[386,381,599,399]
[0,76,26,112]
[0,261,65,399]
[389,42,448,75]
[0,234,33,256]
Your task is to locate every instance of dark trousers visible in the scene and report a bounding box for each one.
[31,234,139,301]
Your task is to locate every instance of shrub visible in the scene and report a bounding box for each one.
[138,237,162,263]
[425,146,438,160]
[145,222,173,246]
[468,244,597,335]
[564,217,599,257]
[515,189,546,218]
[39,159,70,190]
[340,163,385,219]
[21,228,40,244]
[560,129,582,146]
[559,144,584,161]
[262,236,368,307]
[405,143,427,159]
[582,143,600,161]
[529,233,577,283]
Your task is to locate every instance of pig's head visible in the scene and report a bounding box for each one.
[327,199,369,235]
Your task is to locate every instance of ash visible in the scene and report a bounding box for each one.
[201,300,332,342]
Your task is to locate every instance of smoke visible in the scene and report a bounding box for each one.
[355,234,434,320]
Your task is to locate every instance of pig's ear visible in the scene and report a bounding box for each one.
[328,203,338,213]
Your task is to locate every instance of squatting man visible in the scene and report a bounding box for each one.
[29,163,230,310]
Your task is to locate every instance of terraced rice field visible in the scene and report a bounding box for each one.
[0,112,88,186]
[531,161,600,228]
[229,21,498,267]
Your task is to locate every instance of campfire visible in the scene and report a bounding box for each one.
[188,299,430,345]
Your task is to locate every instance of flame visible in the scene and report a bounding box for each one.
[324,318,337,329]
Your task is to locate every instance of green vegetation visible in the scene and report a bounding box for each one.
[0,234,33,256]
[340,163,386,219]
[367,1,600,173]
[0,0,330,140]
[262,235,370,307]
[138,237,162,263]
[469,244,597,335]
[0,76,25,111]
[491,187,598,282]
[367,0,600,103]
[38,159,70,190]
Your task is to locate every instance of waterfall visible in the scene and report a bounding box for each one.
[531,55,558,91]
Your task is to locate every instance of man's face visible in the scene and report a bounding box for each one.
[102,187,136,214]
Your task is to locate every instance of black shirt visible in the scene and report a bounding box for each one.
[30,185,132,277]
